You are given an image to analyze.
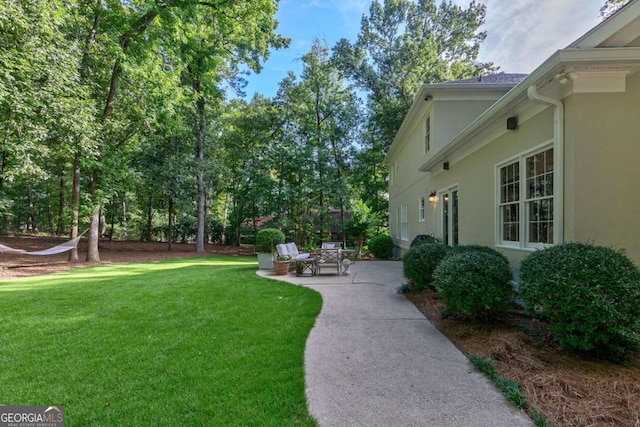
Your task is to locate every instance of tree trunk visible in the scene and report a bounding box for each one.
[194,76,206,253]
[56,169,65,236]
[87,208,100,262]
[146,195,153,242]
[167,195,174,251]
[69,150,80,262]
[222,192,229,245]
[86,10,159,262]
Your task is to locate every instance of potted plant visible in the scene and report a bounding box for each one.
[274,254,292,275]
[256,228,285,270]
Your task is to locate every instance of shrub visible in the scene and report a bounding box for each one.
[519,243,640,360]
[255,228,285,253]
[367,234,394,259]
[449,244,504,258]
[433,251,513,320]
[402,243,451,290]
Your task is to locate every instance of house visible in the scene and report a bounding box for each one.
[386,0,640,270]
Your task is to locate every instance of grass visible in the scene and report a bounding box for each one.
[0,256,322,426]
[469,354,550,427]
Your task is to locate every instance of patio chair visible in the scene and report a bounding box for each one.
[321,242,343,249]
[315,247,342,275]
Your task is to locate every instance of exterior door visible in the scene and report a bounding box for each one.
[441,187,459,246]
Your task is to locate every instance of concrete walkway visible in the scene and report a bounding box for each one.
[257,261,534,427]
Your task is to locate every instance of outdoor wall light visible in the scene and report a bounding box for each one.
[428,191,437,203]
[443,161,450,170]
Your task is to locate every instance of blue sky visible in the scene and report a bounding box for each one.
[241,0,606,99]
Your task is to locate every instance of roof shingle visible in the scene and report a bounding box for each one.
[441,73,528,85]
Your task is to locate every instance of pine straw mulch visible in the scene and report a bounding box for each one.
[407,289,640,427]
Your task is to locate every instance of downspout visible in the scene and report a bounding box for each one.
[527,85,564,244]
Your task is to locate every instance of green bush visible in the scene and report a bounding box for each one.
[433,251,513,320]
[402,243,451,290]
[449,244,505,258]
[519,243,640,360]
[255,228,285,253]
[367,234,394,259]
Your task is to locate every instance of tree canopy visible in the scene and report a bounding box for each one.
[1,0,499,253]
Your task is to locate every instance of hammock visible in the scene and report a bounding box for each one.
[0,231,87,256]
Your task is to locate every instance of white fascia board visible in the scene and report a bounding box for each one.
[385,87,431,164]
[384,83,515,163]
[570,0,640,48]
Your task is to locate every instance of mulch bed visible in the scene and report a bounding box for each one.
[407,289,640,427]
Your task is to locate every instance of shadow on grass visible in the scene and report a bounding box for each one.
[0,256,321,426]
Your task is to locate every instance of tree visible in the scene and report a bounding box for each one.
[76,0,288,258]
[601,0,630,18]
[271,39,361,246]
[0,0,96,238]
[332,0,495,221]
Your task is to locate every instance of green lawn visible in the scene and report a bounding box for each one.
[0,256,322,426]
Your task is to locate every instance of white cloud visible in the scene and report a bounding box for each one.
[479,0,604,72]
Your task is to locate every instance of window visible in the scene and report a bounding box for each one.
[498,147,554,248]
[526,148,554,244]
[424,116,431,153]
[499,161,520,243]
[419,196,425,222]
[401,204,408,241]
[396,207,401,239]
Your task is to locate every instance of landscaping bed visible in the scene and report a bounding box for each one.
[407,289,640,427]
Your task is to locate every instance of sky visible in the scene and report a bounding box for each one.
[240,0,607,99]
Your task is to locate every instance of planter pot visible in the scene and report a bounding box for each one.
[257,252,274,270]
[273,260,291,275]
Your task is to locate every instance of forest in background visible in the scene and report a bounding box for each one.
[2,0,623,260]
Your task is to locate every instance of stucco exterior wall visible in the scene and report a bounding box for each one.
[428,107,555,269]
[388,98,505,252]
[565,71,640,263]
[430,100,498,153]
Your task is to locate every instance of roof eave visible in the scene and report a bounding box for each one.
[384,82,519,163]
[418,47,640,172]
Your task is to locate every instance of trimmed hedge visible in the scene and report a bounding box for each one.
[519,243,640,360]
[367,234,394,260]
[255,228,285,253]
[402,243,451,290]
[433,251,513,320]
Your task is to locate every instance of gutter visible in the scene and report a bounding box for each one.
[418,47,640,173]
[526,84,565,244]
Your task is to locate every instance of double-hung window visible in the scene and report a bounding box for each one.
[498,147,554,248]
[401,204,408,241]
[419,196,425,222]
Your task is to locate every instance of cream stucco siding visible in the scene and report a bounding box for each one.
[388,2,640,269]
[565,71,640,262]
[428,107,555,268]
[430,100,498,153]
[388,96,510,251]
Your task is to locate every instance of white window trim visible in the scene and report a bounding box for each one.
[418,195,425,222]
[495,142,558,251]
[437,184,459,246]
[400,204,408,241]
